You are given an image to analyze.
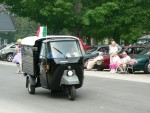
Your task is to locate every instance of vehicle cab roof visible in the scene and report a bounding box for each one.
[21,35,79,46]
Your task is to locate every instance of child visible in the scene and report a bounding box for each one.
[12,39,23,74]
[109,52,121,73]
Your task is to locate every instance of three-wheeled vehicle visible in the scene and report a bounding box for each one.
[21,35,85,100]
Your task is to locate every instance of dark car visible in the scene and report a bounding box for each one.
[130,47,150,74]
[84,45,146,70]
[136,34,150,45]
[0,43,17,62]
[84,45,109,60]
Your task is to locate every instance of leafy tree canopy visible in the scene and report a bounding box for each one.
[1,0,150,44]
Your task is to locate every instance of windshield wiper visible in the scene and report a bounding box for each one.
[53,47,68,59]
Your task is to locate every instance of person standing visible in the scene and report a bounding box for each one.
[109,41,122,63]
[12,39,23,73]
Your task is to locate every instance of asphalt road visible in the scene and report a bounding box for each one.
[0,63,150,113]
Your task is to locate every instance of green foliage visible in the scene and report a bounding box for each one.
[12,16,40,40]
[0,0,150,44]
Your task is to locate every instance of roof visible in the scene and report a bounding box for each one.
[139,35,150,40]
[92,45,109,48]
[0,14,15,32]
[21,35,79,46]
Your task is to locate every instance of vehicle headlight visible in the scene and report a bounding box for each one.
[67,70,73,76]
[1,50,5,54]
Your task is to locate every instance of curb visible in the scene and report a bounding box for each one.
[85,70,150,83]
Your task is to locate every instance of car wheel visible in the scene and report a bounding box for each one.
[144,62,150,74]
[27,78,35,94]
[6,53,14,62]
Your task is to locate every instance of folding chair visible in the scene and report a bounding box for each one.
[116,64,127,74]
[126,59,137,74]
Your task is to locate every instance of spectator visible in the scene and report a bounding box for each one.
[87,52,103,70]
[109,52,121,73]
[109,41,122,63]
[118,51,131,72]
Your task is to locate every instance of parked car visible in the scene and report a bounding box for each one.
[84,45,146,70]
[0,44,7,50]
[0,43,17,62]
[148,56,150,73]
[130,47,150,74]
[136,34,150,45]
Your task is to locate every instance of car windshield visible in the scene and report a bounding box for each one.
[136,40,150,45]
[139,48,150,55]
[48,40,82,58]
[87,46,98,53]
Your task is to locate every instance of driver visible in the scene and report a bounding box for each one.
[66,47,79,57]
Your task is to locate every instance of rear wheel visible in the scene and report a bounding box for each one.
[67,86,76,101]
[6,53,13,62]
[144,62,150,74]
[27,78,35,94]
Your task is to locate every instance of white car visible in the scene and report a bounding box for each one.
[0,43,17,62]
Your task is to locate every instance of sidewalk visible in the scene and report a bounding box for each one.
[1,60,150,83]
[85,70,150,83]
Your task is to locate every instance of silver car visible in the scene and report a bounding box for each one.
[0,43,18,62]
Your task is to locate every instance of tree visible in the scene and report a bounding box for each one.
[12,16,40,41]
[1,0,150,44]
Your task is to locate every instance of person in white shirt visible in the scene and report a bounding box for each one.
[66,47,80,57]
[109,41,122,63]
[87,52,104,70]
[118,51,131,71]
[109,52,121,73]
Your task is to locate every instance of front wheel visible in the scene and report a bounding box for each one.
[6,53,13,62]
[144,62,150,74]
[67,86,76,101]
[27,78,35,94]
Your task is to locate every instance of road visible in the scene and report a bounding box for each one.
[0,62,150,113]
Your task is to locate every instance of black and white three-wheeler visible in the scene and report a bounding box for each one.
[21,35,84,101]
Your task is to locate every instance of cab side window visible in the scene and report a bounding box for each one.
[126,48,133,54]
[10,44,18,48]
[40,43,46,59]
[136,47,145,54]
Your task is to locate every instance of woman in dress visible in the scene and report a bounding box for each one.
[109,52,121,73]
[109,41,122,63]
[12,39,22,73]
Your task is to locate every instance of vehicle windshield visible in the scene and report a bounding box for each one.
[86,46,98,53]
[136,40,150,45]
[48,40,82,58]
[139,48,150,55]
